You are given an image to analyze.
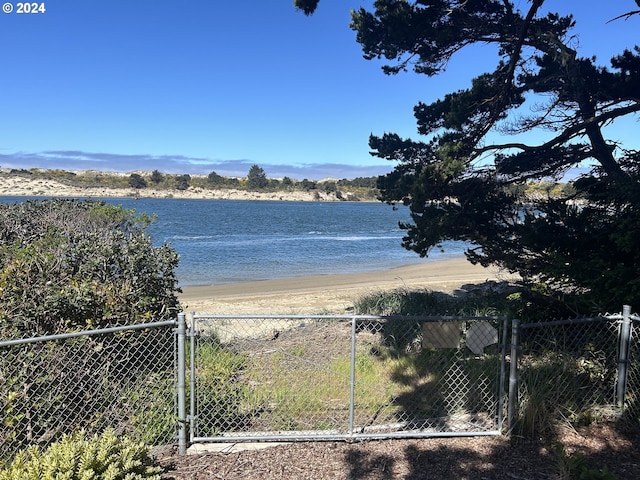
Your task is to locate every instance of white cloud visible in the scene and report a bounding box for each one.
[0,151,392,180]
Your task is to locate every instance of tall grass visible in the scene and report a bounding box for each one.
[353,286,510,317]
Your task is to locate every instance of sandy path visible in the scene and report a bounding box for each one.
[178,258,518,314]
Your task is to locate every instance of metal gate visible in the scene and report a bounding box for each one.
[185,313,508,446]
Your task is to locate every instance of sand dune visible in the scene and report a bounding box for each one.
[0,174,348,202]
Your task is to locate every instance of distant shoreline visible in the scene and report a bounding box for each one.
[0,172,376,202]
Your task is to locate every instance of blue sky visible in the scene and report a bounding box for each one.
[0,1,638,180]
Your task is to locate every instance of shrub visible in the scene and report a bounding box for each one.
[150,170,164,184]
[128,173,148,189]
[174,174,191,191]
[0,199,181,337]
[207,170,225,186]
[0,429,163,479]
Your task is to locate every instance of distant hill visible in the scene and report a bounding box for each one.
[0,168,380,202]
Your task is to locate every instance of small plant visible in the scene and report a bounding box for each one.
[553,443,618,480]
[0,429,163,480]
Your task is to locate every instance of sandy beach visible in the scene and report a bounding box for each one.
[178,258,518,314]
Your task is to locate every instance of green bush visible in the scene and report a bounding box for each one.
[0,199,181,337]
[354,286,511,318]
[128,373,176,446]
[0,330,177,461]
[0,429,163,480]
[128,173,148,189]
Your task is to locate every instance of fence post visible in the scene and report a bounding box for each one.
[348,316,357,437]
[176,312,187,455]
[189,312,196,445]
[497,316,509,432]
[507,319,520,433]
[617,305,632,409]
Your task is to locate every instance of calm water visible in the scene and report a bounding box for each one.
[0,197,467,286]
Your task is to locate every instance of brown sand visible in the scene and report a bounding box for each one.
[178,258,518,314]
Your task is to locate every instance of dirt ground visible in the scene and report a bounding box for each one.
[158,423,640,480]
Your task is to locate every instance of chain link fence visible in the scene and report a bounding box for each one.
[0,321,177,461]
[3,308,639,460]
[188,314,508,443]
[508,307,639,435]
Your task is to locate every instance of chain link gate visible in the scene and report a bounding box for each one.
[186,313,508,445]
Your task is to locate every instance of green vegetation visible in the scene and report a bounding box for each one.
[150,170,163,184]
[355,287,628,437]
[191,340,250,436]
[174,174,191,191]
[246,164,269,190]
[184,286,628,444]
[354,286,508,318]
[128,173,147,189]
[0,429,162,480]
[0,199,180,459]
[1,166,573,204]
[515,348,614,437]
[553,443,619,480]
[0,199,181,337]
[128,372,176,446]
[191,301,502,436]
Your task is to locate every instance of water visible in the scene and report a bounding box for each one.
[0,197,467,286]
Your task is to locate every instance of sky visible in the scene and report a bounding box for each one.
[0,1,638,180]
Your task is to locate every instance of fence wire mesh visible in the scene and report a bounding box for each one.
[0,322,177,461]
[4,309,636,459]
[514,316,625,435]
[189,314,506,442]
[626,316,640,421]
